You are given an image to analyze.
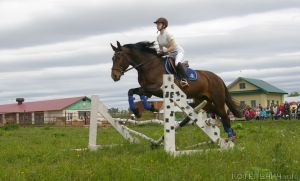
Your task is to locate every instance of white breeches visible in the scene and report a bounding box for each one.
[169,45,185,63]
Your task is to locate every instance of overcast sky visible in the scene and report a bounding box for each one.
[0,0,299,109]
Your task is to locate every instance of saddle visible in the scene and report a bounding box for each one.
[163,56,198,81]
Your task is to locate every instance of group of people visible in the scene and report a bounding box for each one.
[242,102,300,121]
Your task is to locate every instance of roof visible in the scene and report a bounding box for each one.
[0,96,88,113]
[228,77,287,94]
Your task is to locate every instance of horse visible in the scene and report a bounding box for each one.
[110,41,242,138]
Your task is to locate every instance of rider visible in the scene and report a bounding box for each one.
[154,17,189,87]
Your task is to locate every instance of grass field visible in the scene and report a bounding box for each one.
[0,120,299,181]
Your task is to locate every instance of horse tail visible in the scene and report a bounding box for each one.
[224,83,242,118]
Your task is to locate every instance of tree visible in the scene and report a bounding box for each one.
[288,91,300,97]
[108,107,119,114]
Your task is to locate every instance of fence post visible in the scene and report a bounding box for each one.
[88,95,99,150]
[163,75,176,153]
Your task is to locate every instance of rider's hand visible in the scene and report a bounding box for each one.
[157,50,164,56]
[162,47,168,53]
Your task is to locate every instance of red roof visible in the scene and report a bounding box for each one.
[0,97,86,113]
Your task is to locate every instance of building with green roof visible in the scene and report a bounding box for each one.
[228,77,287,108]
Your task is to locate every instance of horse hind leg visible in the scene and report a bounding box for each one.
[218,107,236,139]
[209,81,236,139]
[206,96,236,138]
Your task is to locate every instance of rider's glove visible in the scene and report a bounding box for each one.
[162,47,168,53]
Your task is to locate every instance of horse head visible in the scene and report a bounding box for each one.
[110,41,131,81]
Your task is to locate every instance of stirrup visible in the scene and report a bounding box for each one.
[180,79,189,87]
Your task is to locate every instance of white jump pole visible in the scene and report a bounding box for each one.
[88,95,138,151]
[163,75,176,154]
[88,95,99,150]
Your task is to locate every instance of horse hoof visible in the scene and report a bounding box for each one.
[135,113,142,118]
[226,136,237,142]
[132,108,142,118]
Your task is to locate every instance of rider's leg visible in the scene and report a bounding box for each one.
[177,62,189,87]
[175,48,189,87]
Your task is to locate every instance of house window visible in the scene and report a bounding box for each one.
[67,113,73,120]
[79,111,90,120]
[239,83,246,89]
[251,100,256,108]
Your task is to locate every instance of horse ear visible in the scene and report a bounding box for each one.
[116,41,122,50]
[111,43,118,52]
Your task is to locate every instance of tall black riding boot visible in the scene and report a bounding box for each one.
[176,62,189,87]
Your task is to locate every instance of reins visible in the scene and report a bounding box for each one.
[123,59,155,73]
[112,56,160,75]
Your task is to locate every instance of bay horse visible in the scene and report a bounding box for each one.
[110,41,241,138]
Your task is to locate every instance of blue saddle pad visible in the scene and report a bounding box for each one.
[164,58,197,81]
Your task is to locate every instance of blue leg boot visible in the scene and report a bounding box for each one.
[221,119,236,139]
[140,95,158,112]
[128,96,141,118]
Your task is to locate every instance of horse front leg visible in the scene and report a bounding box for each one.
[128,87,159,118]
[128,88,142,118]
[139,88,158,113]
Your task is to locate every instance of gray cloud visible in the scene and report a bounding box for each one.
[0,0,300,109]
[1,0,300,49]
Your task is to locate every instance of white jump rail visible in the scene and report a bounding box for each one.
[88,96,164,150]
[115,118,164,125]
[88,95,138,150]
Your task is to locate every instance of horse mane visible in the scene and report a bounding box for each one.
[124,41,158,56]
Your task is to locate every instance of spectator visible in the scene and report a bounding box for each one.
[266,106,271,119]
[273,105,280,120]
[260,108,267,120]
[249,108,255,120]
[270,104,275,120]
[279,104,285,119]
[291,106,296,119]
[283,101,291,120]
[297,103,300,120]
[279,103,284,113]
[244,108,251,121]
[258,104,263,111]
[255,107,260,120]
[275,104,283,119]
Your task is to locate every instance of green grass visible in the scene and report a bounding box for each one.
[0,120,299,181]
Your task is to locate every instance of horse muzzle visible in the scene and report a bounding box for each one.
[111,70,122,81]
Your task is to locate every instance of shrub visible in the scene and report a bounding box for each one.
[1,124,20,131]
